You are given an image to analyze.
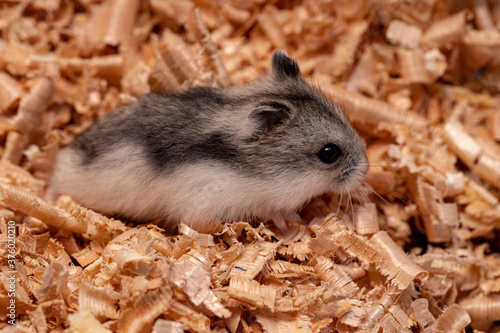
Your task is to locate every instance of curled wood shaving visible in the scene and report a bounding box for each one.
[171,250,231,318]
[79,282,120,320]
[330,21,368,78]
[422,10,474,48]
[228,275,276,311]
[386,20,422,48]
[68,309,113,333]
[370,231,428,290]
[186,8,229,86]
[472,0,495,30]
[355,203,379,235]
[3,77,54,164]
[0,186,86,234]
[257,6,287,51]
[442,120,482,168]
[117,285,173,333]
[89,0,140,47]
[165,300,211,333]
[0,160,45,194]
[331,88,428,130]
[434,304,471,333]
[460,294,500,322]
[411,298,436,330]
[262,260,315,279]
[464,29,500,46]
[229,241,280,279]
[313,256,359,296]
[0,71,22,112]
[151,319,186,333]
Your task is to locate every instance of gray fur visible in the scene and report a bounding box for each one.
[49,51,368,232]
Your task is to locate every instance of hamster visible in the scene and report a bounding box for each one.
[49,50,369,233]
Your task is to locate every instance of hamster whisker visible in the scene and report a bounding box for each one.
[348,191,354,223]
[363,182,391,205]
[357,187,371,206]
[364,173,396,191]
[365,173,420,206]
[335,188,344,218]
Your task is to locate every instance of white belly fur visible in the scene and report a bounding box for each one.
[50,144,329,232]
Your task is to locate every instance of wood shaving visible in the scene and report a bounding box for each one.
[1,1,499,332]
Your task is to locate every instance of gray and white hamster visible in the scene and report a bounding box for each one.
[49,51,368,233]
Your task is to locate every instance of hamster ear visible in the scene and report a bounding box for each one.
[249,103,292,138]
[271,50,301,79]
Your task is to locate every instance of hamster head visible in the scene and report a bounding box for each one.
[238,51,368,202]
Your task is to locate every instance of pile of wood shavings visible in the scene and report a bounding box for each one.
[1,0,500,332]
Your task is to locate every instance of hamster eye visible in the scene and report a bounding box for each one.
[318,144,342,164]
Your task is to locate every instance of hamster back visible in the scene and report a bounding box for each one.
[49,51,368,233]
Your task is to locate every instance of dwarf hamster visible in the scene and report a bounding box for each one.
[49,50,368,233]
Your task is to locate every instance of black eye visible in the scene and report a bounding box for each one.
[318,144,341,164]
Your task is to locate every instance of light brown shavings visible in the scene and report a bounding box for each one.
[88,0,140,47]
[221,3,252,26]
[330,87,428,130]
[2,0,500,331]
[0,71,22,113]
[318,217,381,264]
[117,285,173,333]
[422,10,474,48]
[71,248,101,267]
[3,77,54,165]
[0,186,86,234]
[338,300,364,328]
[277,240,312,262]
[275,283,344,315]
[440,85,497,107]
[79,282,121,320]
[0,160,45,194]
[149,0,194,28]
[388,304,414,329]
[488,111,500,141]
[369,231,428,290]
[411,298,436,330]
[472,154,500,188]
[397,48,434,84]
[228,275,276,311]
[56,195,127,241]
[330,21,368,78]
[262,260,315,280]
[434,304,471,333]
[442,172,465,198]
[460,294,500,322]
[443,120,500,189]
[355,203,379,235]
[346,45,388,97]
[256,6,287,51]
[186,8,229,86]
[171,249,231,318]
[33,261,69,303]
[464,29,500,47]
[178,223,214,248]
[464,176,499,207]
[151,319,187,333]
[385,20,422,48]
[471,0,495,30]
[68,309,113,333]
[313,256,359,296]
[253,313,312,333]
[360,286,404,330]
[148,46,201,93]
[229,241,280,279]
[272,222,305,244]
